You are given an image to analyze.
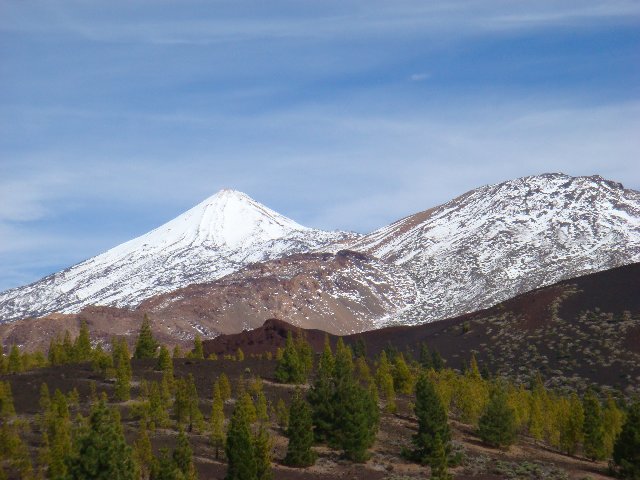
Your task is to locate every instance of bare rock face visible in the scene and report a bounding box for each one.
[0,189,357,323]
[348,173,640,325]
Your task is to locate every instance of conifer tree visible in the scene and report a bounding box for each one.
[429,434,452,480]
[478,383,517,449]
[74,321,93,362]
[133,421,155,480]
[254,424,272,480]
[60,330,73,361]
[156,345,173,373]
[583,389,606,461]
[275,399,289,430]
[7,345,22,373]
[308,336,335,442]
[46,389,73,478]
[559,393,583,456]
[218,373,232,402]
[528,376,546,442]
[331,339,378,462]
[64,399,136,479]
[284,390,316,467]
[134,314,159,359]
[0,381,16,419]
[392,353,413,394]
[148,381,170,429]
[431,349,445,372]
[612,402,640,480]
[192,335,204,360]
[173,428,198,480]
[602,394,625,458]
[375,351,396,413]
[255,390,269,423]
[275,332,305,384]
[153,448,181,480]
[114,347,132,402]
[419,343,433,370]
[355,355,372,385]
[411,372,450,464]
[225,394,257,480]
[236,348,244,361]
[210,383,226,460]
[295,332,313,379]
[172,345,183,359]
[186,374,204,432]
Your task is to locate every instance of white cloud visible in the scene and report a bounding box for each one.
[409,73,431,82]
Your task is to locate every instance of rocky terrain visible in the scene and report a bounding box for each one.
[348,173,640,324]
[0,250,415,351]
[203,262,640,396]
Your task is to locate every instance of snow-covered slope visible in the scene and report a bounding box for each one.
[349,173,640,325]
[0,190,356,323]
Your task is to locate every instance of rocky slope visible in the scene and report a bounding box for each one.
[203,262,640,396]
[0,250,415,351]
[0,190,356,323]
[349,173,640,324]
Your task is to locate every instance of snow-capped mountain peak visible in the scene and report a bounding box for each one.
[0,190,356,322]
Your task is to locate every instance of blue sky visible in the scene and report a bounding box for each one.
[1,0,639,291]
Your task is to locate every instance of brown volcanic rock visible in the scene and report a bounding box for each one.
[0,250,415,351]
[204,263,640,395]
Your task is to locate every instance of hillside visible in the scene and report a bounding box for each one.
[203,262,640,395]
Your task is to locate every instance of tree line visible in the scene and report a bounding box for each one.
[1,320,639,479]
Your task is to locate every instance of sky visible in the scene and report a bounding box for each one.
[0,0,639,291]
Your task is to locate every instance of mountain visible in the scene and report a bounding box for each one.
[0,189,356,323]
[202,262,640,396]
[349,173,640,325]
[0,250,415,351]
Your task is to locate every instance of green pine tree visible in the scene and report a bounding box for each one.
[612,402,640,480]
[133,421,155,480]
[429,434,452,480]
[218,374,232,402]
[583,389,606,461]
[134,314,159,359]
[254,424,272,480]
[173,428,197,480]
[308,336,335,442]
[156,345,173,373]
[192,335,204,360]
[275,331,305,384]
[477,383,517,449]
[284,390,316,467]
[411,372,451,464]
[7,345,22,373]
[225,395,257,480]
[64,399,136,479]
[74,321,93,362]
[559,393,583,456]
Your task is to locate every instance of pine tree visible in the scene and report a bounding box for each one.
[74,321,93,362]
[275,332,305,384]
[46,389,73,478]
[210,383,226,460]
[192,335,204,360]
[225,395,257,480]
[431,349,445,372]
[134,314,159,359]
[172,345,183,359]
[583,389,606,461]
[294,332,313,379]
[528,376,546,442]
[392,353,413,394]
[173,428,198,480]
[478,383,517,449]
[612,402,640,480]
[114,345,132,402]
[153,448,181,480]
[236,348,244,361]
[308,336,335,442]
[559,393,583,456]
[133,421,155,480]
[331,339,378,462]
[7,345,22,373]
[148,381,170,429]
[375,351,396,413]
[255,390,269,423]
[62,330,75,362]
[0,381,16,419]
[254,424,272,480]
[156,345,173,372]
[275,399,289,430]
[429,434,452,480]
[419,343,433,370]
[411,372,450,464]
[284,390,316,467]
[602,394,625,458]
[64,399,136,479]
[218,374,232,402]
